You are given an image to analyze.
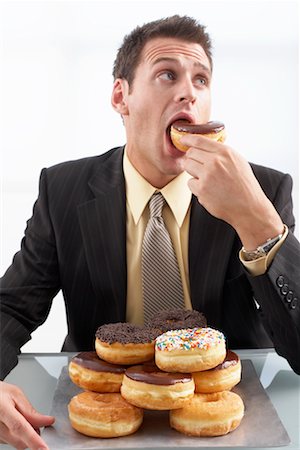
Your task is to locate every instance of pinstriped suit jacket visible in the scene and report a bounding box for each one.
[1,146,300,378]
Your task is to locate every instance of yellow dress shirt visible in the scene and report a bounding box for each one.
[123,149,287,324]
[124,149,192,325]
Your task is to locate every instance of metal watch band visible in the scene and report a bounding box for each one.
[241,233,283,261]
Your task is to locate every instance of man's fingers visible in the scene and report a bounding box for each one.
[0,381,53,449]
[180,133,222,152]
[0,410,50,449]
[20,406,55,430]
[13,387,55,429]
[182,158,202,179]
[187,177,202,197]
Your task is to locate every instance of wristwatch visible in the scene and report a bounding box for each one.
[241,232,283,261]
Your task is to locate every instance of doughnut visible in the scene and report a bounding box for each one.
[68,351,127,393]
[68,391,143,438]
[193,350,241,393]
[170,391,244,436]
[146,308,207,334]
[95,322,157,365]
[170,120,226,152]
[121,362,195,410]
[155,327,226,373]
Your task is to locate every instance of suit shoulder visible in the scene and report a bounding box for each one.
[250,162,292,197]
[44,146,124,179]
[250,162,289,180]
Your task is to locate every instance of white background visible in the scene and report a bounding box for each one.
[0,0,299,352]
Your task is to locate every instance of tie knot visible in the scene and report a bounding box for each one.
[149,192,165,218]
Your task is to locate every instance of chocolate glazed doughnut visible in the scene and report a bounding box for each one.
[193,350,242,393]
[68,351,127,392]
[121,363,195,410]
[170,120,226,152]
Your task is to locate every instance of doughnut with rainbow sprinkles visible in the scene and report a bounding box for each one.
[155,327,226,373]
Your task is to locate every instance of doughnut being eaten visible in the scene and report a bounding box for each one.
[95,322,157,365]
[170,391,244,437]
[68,392,143,438]
[68,351,127,393]
[146,308,207,334]
[121,362,195,410]
[155,327,226,372]
[170,120,226,152]
[193,350,241,393]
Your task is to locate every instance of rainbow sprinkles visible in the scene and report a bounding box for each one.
[155,327,225,351]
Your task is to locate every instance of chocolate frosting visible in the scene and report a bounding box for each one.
[211,350,239,371]
[71,351,126,373]
[95,322,157,344]
[172,120,225,134]
[125,363,192,385]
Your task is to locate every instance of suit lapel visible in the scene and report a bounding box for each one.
[77,147,127,322]
[189,196,235,327]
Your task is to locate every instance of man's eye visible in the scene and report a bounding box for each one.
[196,76,208,86]
[159,71,175,81]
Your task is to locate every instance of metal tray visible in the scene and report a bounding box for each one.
[42,360,290,448]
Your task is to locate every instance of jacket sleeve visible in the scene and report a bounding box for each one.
[246,173,300,374]
[0,169,61,379]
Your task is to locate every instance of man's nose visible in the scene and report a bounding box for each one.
[175,78,196,104]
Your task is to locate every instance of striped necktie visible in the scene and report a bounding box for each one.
[142,192,185,323]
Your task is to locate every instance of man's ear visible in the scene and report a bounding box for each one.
[111,78,129,115]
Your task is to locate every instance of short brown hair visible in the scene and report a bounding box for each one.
[112,15,213,87]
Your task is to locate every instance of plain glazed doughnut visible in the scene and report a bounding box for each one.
[95,322,157,365]
[170,391,244,436]
[68,351,127,393]
[68,391,143,438]
[193,350,241,393]
[146,308,207,334]
[155,327,226,373]
[121,363,195,410]
[170,120,226,152]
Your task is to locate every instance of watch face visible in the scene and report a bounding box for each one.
[261,235,281,253]
[263,243,273,253]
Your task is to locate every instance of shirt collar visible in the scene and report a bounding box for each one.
[123,148,192,227]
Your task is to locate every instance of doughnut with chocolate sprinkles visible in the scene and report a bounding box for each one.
[95,322,157,365]
[146,308,207,335]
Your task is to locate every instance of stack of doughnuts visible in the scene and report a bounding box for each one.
[154,327,243,436]
[68,322,157,438]
[67,310,244,439]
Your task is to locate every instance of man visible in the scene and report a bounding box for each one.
[0,15,299,449]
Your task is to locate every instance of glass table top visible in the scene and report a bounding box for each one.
[1,349,299,450]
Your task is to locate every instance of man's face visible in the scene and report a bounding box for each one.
[117,37,212,187]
